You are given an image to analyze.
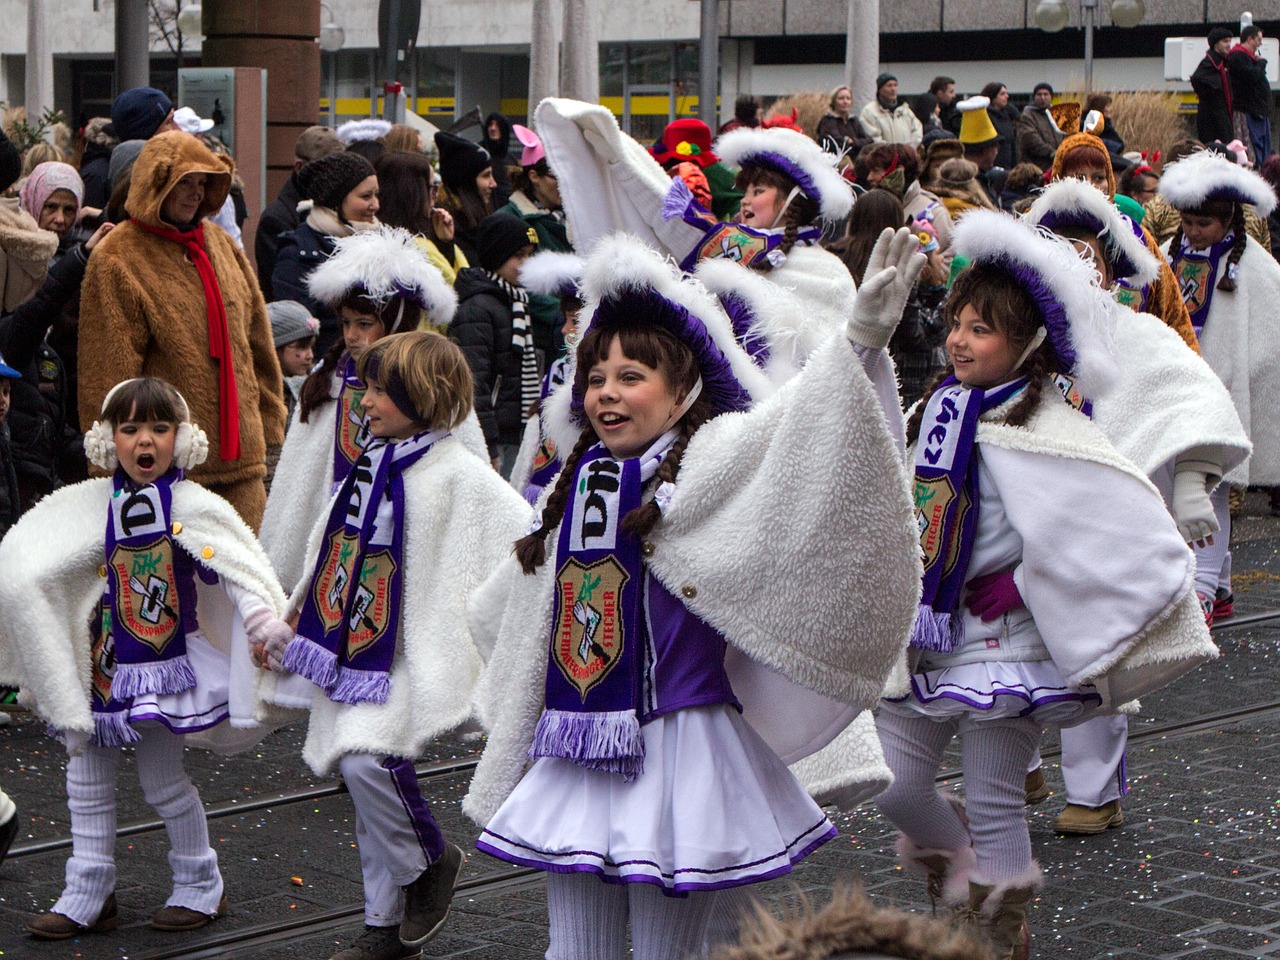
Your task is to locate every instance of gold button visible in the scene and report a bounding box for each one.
[97,565,107,578]
[641,541,655,558]
[201,546,215,560]
[171,521,183,535]
[680,584,697,600]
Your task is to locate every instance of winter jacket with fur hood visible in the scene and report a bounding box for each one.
[78,132,286,493]
[0,197,57,313]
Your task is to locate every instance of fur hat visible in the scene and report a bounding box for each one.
[476,213,539,272]
[519,250,585,299]
[297,151,376,211]
[715,126,853,221]
[1159,148,1277,216]
[919,138,965,186]
[1023,178,1159,284]
[433,131,492,191]
[337,118,392,145]
[951,209,1120,398]
[306,225,458,325]
[267,300,320,348]
[1052,131,1116,197]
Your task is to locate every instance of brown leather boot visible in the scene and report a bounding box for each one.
[895,835,979,915]
[26,893,118,940]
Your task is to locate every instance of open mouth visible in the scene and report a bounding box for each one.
[597,412,628,427]
[137,453,156,469]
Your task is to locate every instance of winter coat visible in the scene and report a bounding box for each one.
[816,112,871,155]
[988,103,1020,170]
[0,423,17,537]
[0,242,90,508]
[858,99,924,145]
[1228,44,1272,119]
[449,267,529,455]
[482,113,516,210]
[0,198,58,313]
[263,436,532,776]
[1016,105,1064,170]
[496,190,571,347]
[255,173,305,301]
[271,219,341,355]
[1191,51,1235,143]
[78,131,287,494]
[79,141,113,212]
[413,234,467,288]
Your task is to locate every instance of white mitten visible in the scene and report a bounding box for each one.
[64,729,92,758]
[1171,469,1219,545]
[244,606,295,672]
[846,227,927,350]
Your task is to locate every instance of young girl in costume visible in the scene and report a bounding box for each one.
[260,332,531,960]
[877,210,1217,960]
[1157,149,1280,625]
[0,377,291,940]
[464,232,923,960]
[1019,178,1251,836]
[259,226,475,592]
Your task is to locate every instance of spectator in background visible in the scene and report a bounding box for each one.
[255,125,344,299]
[1118,157,1160,207]
[927,76,960,135]
[913,92,946,141]
[1260,154,1280,260]
[1192,28,1236,145]
[980,81,1020,170]
[110,86,177,145]
[958,95,1006,205]
[435,131,497,266]
[1085,93,1130,173]
[1017,82,1064,171]
[377,151,469,287]
[77,118,117,212]
[1228,24,1272,164]
[482,113,516,209]
[817,85,871,156]
[859,73,923,146]
[651,118,743,220]
[718,95,762,134]
[999,161,1046,212]
[383,123,424,153]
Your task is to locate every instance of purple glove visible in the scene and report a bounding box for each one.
[964,570,1024,622]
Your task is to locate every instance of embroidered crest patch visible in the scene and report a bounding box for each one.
[551,556,630,699]
[107,537,180,654]
[312,529,362,633]
[337,387,370,466]
[695,224,773,266]
[1112,283,1141,312]
[1176,258,1212,318]
[531,436,557,474]
[346,549,397,657]
[91,603,115,706]
[914,475,956,574]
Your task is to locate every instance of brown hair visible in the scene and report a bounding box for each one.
[838,189,905,285]
[1084,93,1112,114]
[383,124,422,154]
[513,323,711,574]
[905,263,1056,445]
[102,377,186,427]
[355,331,473,431]
[733,164,821,261]
[1168,200,1246,293]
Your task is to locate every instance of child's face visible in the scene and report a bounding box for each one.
[360,381,423,441]
[114,406,177,485]
[739,182,785,228]
[1180,212,1231,250]
[585,337,684,459]
[0,379,10,422]
[278,337,315,377]
[947,303,1024,389]
[495,244,535,286]
[341,307,386,362]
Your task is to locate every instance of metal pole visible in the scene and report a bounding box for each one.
[115,0,150,93]
[1082,0,1096,97]
[382,0,405,121]
[699,0,719,128]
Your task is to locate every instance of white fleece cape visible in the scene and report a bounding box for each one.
[261,372,490,594]
[1160,236,1280,485]
[974,398,1218,709]
[0,479,287,751]
[1093,306,1249,482]
[261,436,533,777]
[463,328,922,827]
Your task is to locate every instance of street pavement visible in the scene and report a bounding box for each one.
[0,494,1278,959]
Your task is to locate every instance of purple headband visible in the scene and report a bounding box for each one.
[742,155,818,206]
[362,351,423,424]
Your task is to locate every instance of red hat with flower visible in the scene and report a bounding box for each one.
[650,118,720,168]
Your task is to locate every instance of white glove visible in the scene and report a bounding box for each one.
[847,227,927,350]
[64,729,92,758]
[1171,469,1219,546]
[244,607,296,672]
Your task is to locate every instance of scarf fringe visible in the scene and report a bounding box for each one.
[93,711,141,748]
[283,636,340,692]
[529,708,645,782]
[330,667,391,705]
[662,176,696,221]
[110,656,197,699]
[909,604,964,653]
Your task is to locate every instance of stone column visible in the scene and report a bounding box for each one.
[26,0,55,120]
[845,0,879,110]
[561,0,599,103]
[529,0,561,112]
[699,0,719,129]
[116,0,150,93]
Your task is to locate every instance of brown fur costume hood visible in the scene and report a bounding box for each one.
[711,889,995,960]
[79,131,285,521]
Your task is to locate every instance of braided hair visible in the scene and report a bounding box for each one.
[513,323,711,574]
[733,164,820,264]
[1166,199,1243,294]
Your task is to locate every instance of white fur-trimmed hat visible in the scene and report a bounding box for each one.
[1022,178,1159,285]
[1157,149,1277,217]
[952,209,1120,399]
[336,117,393,145]
[715,126,853,221]
[518,251,586,299]
[306,226,457,325]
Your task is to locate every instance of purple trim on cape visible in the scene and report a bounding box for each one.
[717,293,772,366]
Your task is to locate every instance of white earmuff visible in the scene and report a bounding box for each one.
[84,378,209,471]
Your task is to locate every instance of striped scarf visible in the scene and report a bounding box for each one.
[488,271,541,418]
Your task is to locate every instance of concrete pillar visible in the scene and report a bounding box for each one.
[26,0,55,120]
[529,0,560,111]
[561,0,599,103]
[845,0,879,110]
[200,0,321,200]
[116,0,150,94]
[699,0,719,130]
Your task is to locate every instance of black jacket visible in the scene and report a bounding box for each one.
[271,221,340,355]
[988,104,1020,170]
[448,268,528,454]
[256,174,304,300]
[0,423,18,538]
[79,142,113,211]
[482,113,515,210]
[1192,51,1235,143]
[1228,45,1272,119]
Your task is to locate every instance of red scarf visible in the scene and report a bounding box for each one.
[1214,51,1234,115]
[132,218,240,460]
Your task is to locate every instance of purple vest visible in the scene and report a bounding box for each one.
[640,574,739,723]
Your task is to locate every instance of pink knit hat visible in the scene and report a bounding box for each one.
[513,124,545,167]
[20,162,84,223]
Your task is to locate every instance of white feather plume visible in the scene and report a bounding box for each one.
[337,118,393,145]
[714,127,853,222]
[306,226,458,325]
[518,251,586,298]
[1158,149,1277,218]
[1023,178,1159,287]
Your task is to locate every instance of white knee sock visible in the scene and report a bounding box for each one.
[545,872,628,960]
[629,883,717,960]
[55,743,119,925]
[875,710,971,853]
[959,717,1041,880]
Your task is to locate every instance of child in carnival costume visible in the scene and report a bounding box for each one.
[1020,177,1251,835]
[878,211,1218,959]
[1157,149,1280,624]
[464,231,923,959]
[260,332,532,960]
[260,226,484,593]
[0,378,292,940]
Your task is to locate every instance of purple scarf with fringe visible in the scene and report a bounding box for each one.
[523,357,570,504]
[286,428,445,704]
[333,354,372,492]
[530,435,674,781]
[103,467,197,701]
[1172,232,1236,334]
[911,376,1026,652]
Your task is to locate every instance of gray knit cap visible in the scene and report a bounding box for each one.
[108,139,147,193]
[267,300,320,348]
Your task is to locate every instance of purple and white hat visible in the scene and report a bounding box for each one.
[519,251,586,300]
[715,126,854,222]
[1022,178,1159,285]
[1158,149,1277,217]
[306,226,458,325]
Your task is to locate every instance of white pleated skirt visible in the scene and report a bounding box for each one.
[478,703,836,895]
